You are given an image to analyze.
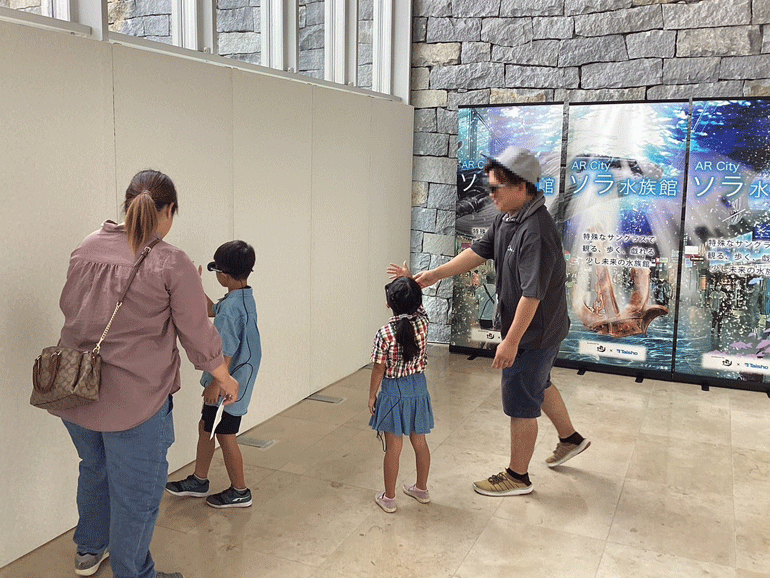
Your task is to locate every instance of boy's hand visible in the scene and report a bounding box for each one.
[203,382,220,405]
[387,261,412,280]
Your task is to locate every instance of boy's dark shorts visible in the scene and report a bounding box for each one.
[201,404,242,435]
[500,343,560,419]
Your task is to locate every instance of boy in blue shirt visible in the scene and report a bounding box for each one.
[166,240,262,508]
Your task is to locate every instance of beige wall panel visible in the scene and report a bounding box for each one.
[366,100,415,340]
[111,45,235,470]
[232,70,313,426]
[310,88,373,391]
[0,21,116,567]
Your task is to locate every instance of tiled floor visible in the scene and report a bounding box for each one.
[4,344,770,577]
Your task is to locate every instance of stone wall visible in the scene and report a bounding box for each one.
[109,0,172,44]
[410,0,770,343]
[2,0,41,14]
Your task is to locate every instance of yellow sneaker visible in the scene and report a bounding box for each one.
[472,470,532,496]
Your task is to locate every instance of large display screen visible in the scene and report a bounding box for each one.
[453,99,770,388]
[559,101,689,374]
[452,104,563,352]
[675,99,770,384]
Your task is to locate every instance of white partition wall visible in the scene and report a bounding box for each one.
[231,70,314,425]
[0,18,412,568]
[111,46,237,467]
[0,21,116,568]
[366,99,415,335]
[310,88,375,392]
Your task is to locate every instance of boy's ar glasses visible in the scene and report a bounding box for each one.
[207,261,227,274]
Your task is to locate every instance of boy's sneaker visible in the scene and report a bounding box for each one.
[165,474,209,497]
[402,484,430,504]
[156,573,185,578]
[546,438,591,467]
[75,549,109,576]
[473,471,533,496]
[375,492,397,513]
[206,487,252,508]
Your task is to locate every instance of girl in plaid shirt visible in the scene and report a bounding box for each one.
[368,263,434,513]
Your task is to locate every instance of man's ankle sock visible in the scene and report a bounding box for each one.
[506,468,531,485]
[233,487,248,494]
[193,474,208,483]
[560,432,584,445]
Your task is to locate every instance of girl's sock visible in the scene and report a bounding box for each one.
[505,468,531,486]
[193,473,208,482]
[560,432,585,445]
[233,487,248,494]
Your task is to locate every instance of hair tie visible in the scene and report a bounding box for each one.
[394,313,416,321]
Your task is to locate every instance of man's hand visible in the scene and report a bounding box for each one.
[413,269,439,289]
[387,261,412,279]
[492,338,519,369]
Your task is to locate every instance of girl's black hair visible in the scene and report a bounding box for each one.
[385,277,423,363]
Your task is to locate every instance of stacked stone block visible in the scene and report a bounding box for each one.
[3,0,41,14]
[218,0,261,64]
[411,0,770,343]
[109,0,173,45]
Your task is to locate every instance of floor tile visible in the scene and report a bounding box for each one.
[608,478,736,567]
[453,518,604,578]
[493,462,624,540]
[311,504,490,578]
[626,433,733,495]
[596,542,736,578]
[731,409,770,452]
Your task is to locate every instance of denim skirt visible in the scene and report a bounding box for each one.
[369,372,434,436]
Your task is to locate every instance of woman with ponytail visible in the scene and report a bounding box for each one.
[51,170,238,578]
[368,262,434,513]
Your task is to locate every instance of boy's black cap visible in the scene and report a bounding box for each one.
[207,240,255,280]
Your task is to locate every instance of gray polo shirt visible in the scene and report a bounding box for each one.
[471,206,569,349]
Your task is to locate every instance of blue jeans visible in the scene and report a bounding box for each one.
[63,396,174,578]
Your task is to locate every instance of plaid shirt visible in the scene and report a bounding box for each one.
[371,305,429,378]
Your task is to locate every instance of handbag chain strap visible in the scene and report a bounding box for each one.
[93,238,161,355]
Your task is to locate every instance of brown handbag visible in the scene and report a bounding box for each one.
[31,239,160,410]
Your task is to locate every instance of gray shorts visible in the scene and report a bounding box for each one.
[500,344,560,419]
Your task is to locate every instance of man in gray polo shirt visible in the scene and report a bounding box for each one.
[414,146,589,496]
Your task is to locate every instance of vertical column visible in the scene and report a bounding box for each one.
[390,0,410,102]
[262,0,298,72]
[71,0,107,39]
[371,0,392,95]
[325,0,358,86]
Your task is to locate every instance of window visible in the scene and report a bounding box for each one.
[109,0,173,44]
[298,0,324,80]
[217,0,260,65]
[1,0,42,16]
[357,0,371,89]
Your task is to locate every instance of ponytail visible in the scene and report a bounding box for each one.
[123,170,178,254]
[385,276,423,364]
[125,191,158,255]
[394,317,420,363]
